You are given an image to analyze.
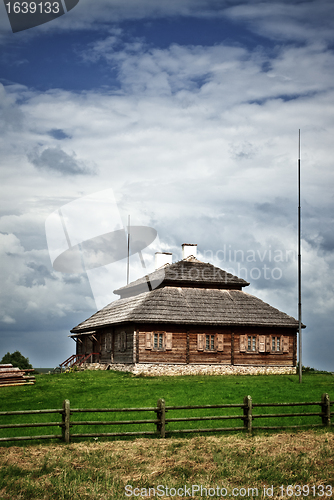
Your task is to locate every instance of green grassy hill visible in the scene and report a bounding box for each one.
[0,370,333,442]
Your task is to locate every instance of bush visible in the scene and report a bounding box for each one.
[0,351,33,371]
[296,362,332,375]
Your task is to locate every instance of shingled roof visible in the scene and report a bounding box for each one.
[71,286,299,333]
[114,256,250,298]
[71,256,299,334]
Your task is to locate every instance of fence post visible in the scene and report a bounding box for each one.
[62,399,71,443]
[321,393,331,427]
[156,398,166,438]
[243,395,252,433]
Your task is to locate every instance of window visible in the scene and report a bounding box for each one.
[154,332,164,349]
[119,331,126,352]
[145,332,172,350]
[272,336,281,352]
[206,334,215,351]
[247,336,257,352]
[197,334,224,352]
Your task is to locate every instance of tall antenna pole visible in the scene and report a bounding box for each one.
[298,129,302,383]
[127,215,130,285]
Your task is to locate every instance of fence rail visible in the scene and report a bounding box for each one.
[0,393,332,444]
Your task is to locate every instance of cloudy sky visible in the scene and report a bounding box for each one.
[0,0,333,370]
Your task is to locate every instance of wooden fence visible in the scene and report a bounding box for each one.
[0,394,332,444]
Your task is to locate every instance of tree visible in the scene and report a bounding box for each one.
[0,351,33,370]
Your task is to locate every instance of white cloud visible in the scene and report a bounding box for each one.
[225,1,334,43]
[0,6,333,367]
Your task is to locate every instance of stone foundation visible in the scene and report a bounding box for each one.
[104,363,297,376]
[79,362,108,371]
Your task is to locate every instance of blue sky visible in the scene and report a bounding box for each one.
[0,16,272,91]
[0,0,333,370]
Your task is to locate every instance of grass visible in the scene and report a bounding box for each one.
[0,372,333,499]
[0,430,333,499]
[0,370,333,442]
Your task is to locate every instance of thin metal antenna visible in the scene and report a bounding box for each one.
[127,215,130,285]
[298,129,302,383]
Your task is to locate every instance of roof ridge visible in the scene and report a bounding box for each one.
[114,258,249,296]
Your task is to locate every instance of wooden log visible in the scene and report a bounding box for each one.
[252,412,322,419]
[0,434,62,442]
[243,395,252,433]
[165,403,243,410]
[0,367,34,373]
[165,415,244,422]
[71,406,157,413]
[0,367,21,373]
[70,418,158,426]
[0,380,32,384]
[0,363,35,386]
[167,427,245,434]
[62,399,71,444]
[0,382,34,387]
[321,393,331,427]
[0,422,62,429]
[0,372,29,378]
[71,430,158,438]
[0,409,61,416]
[0,378,34,383]
[253,401,321,407]
[156,398,166,438]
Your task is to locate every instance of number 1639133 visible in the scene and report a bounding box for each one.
[279,485,332,497]
[5,2,60,14]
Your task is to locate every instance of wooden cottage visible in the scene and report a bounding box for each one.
[70,244,301,375]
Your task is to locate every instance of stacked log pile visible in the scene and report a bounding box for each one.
[0,364,35,387]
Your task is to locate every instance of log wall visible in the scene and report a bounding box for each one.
[136,323,297,367]
[75,323,297,369]
[233,326,295,367]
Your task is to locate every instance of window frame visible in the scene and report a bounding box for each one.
[197,333,224,352]
[246,335,258,352]
[153,332,164,350]
[271,336,282,353]
[119,331,127,352]
[145,331,172,351]
[205,334,215,351]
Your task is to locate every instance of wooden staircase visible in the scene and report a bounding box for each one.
[54,353,101,372]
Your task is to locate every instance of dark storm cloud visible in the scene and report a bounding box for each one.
[318,230,334,253]
[254,198,293,221]
[47,129,71,140]
[304,228,334,255]
[300,202,334,255]
[301,314,334,372]
[25,262,56,287]
[29,146,94,176]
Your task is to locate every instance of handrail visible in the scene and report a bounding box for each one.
[59,354,84,368]
[77,353,101,366]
